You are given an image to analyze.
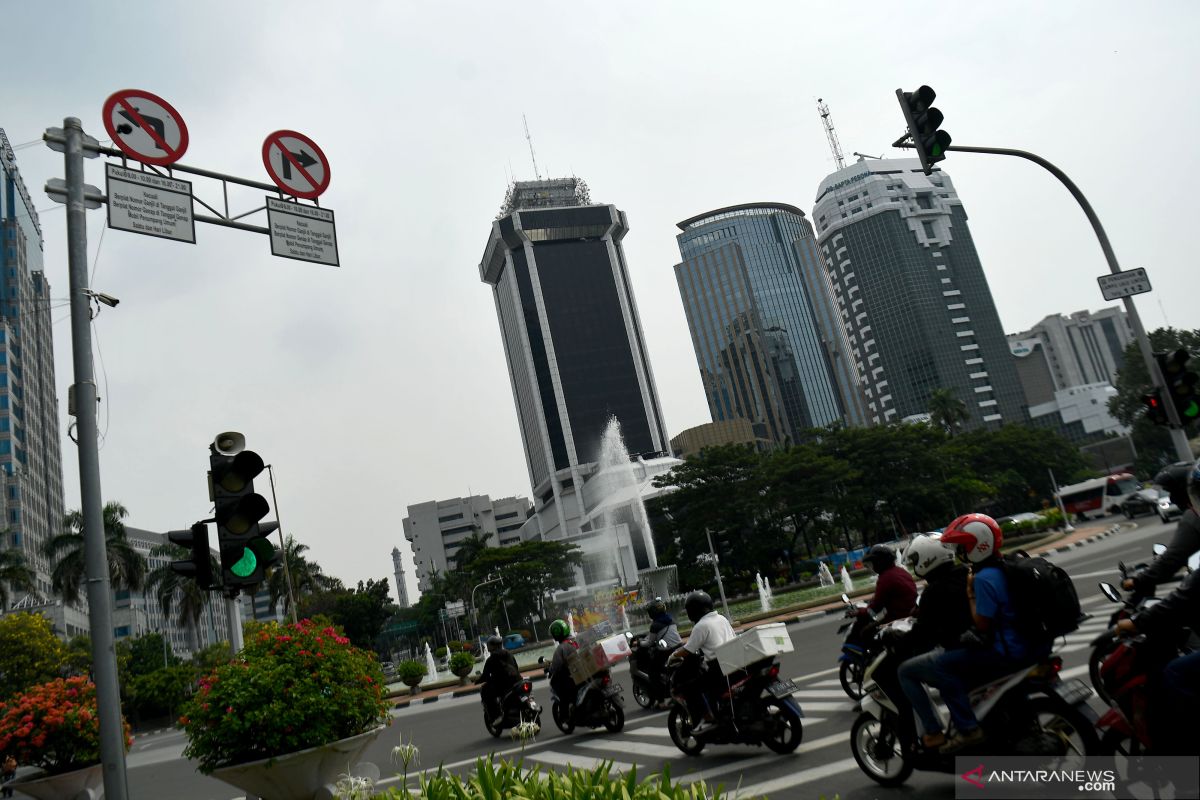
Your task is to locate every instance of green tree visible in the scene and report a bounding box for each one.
[144,542,217,650]
[126,664,194,720]
[190,641,232,674]
[760,443,854,578]
[0,612,68,699]
[64,634,93,677]
[466,540,583,624]
[298,578,398,652]
[0,546,35,611]
[44,501,146,605]
[266,535,329,619]
[927,387,970,436]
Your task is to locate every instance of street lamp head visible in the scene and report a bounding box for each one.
[82,290,120,308]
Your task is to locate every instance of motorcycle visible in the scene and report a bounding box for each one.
[628,633,672,710]
[836,592,879,700]
[481,677,541,739]
[540,659,626,735]
[664,652,804,756]
[850,617,1101,787]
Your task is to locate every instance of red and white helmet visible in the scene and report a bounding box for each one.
[940,513,1003,564]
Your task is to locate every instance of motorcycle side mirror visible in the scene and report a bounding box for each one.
[1099,582,1121,603]
[657,639,669,650]
[625,631,633,640]
[841,593,850,604]
[1189,552,1200,572]
[1152,543,1167,556]
[538,656,546,664]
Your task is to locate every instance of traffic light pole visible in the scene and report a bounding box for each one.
[55,117,130,800]
[894,141,1194,463]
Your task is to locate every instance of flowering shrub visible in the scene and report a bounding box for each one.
[0,676,130,775]
[178,619,389,773]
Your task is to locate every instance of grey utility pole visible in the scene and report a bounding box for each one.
[896,141,1194,464]
[55,117,130,799]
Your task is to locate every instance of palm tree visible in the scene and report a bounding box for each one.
[144,541,217,649]
[927,388,970,436]
[0,546,36,611]
[43,501,147,605]
[266,535,328,618]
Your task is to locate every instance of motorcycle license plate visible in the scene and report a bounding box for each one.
[604,686,622,698]
[1056,678,1093,706]
[768,679,798,699]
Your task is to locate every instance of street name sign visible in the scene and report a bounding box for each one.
[266,197,338,266]
[105,164,195,243]
[1097,267,1152,301]
[102,89,189,166]
[262,130,330,199]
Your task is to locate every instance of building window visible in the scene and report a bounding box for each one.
[916,195,934,209]
[923,221,936,238]
[943,290,962,297]
[947,303,966,310]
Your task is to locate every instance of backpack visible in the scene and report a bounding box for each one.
[1001,551,1082,641]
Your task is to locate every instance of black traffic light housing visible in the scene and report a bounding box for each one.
[167,522,214,589]
[896,85,952,175]
[1157,349,1200,424]
[1141,391,1169,426]
[210,447,278,591]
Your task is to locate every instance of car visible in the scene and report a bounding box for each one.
[380,661,396,678]
[1121,488,1165,519]
[502,633,526,651]
[995,512,1042,527]
[1158,495,1183,523]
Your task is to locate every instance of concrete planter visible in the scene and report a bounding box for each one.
[208,726,383,800]
[7,762,104,800]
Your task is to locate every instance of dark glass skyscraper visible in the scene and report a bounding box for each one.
[0,129,66,603]
[813,158,1024,427]
[480,178,668,533]
[674,203,865,445]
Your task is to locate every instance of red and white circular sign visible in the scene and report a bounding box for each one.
[261,130,330,199]
[102,89,189,166]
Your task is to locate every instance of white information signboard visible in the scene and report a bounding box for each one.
[1097,267,1152,301]
[266,197,339,267]
[105,164,195,243]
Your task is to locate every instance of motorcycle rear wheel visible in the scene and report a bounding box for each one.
[762,698,804,754]
[604,700,626,732]
[850,712,913,787]
[484,712,503,739]
[667,705,705,756]
[1025,697,1101,757]
[840,660,865,700]
[1089,638,1116,706]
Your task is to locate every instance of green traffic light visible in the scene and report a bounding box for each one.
[230,547,257,578]
[1185,399,1199,419]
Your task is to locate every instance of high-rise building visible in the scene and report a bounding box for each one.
[812,158,1024,427]
[391,546,411,609]
[1008,307,1132,391]
[0,129,66,604]
[674,202,867,443]
[479,179,678,601]
[403,494,532,592]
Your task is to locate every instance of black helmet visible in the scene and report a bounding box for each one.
[1156,461,1195,511]
[864,544,895,571]
[486,635,503,652]
[645,597,666,618]
[683,590,714,624]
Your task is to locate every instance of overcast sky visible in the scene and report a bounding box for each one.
[4,1,1197,602]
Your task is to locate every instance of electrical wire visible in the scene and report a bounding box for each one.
[91,311,112,448]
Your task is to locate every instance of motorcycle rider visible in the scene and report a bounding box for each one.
[669,590,735,734]
[476,634,521,725]
[848,544,918,647]
[1116,494,1200,755]
[641,597,682,708]
[546,619,578,716]
[891,534,974,746]
[902,513,1048,753]
[1123,459,1199,595]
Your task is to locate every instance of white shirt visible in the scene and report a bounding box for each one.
[684,611,736,661]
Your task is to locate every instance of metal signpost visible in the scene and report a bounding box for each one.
[44,90,340,800]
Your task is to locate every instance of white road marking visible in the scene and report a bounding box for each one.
[790,688,853,699]
[809,678,843,687]
[732,757,861,797]
[526,750,637,772]
[577,740,682,760]
[793,701,855,712]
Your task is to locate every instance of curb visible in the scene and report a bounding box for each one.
[1048,524,1121,555]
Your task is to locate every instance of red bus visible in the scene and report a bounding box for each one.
[1055,473,1140,520]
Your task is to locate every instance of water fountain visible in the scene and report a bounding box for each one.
[765,576,774,605]
[589,417,659,582]
[818,562,834,587]
[840,565,854,595]
[619,603,631,632]
[423,641,438,681]
[494,626,501,639]
[756,572,771,613]
[567,612,576,636]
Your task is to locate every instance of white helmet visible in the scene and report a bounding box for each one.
[904,534,956,578]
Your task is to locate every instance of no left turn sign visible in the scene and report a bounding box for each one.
[262,130,330,199]
[102,89,189,166]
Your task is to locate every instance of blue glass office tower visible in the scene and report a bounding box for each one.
[674,203,865,445]
[0,129,66,605]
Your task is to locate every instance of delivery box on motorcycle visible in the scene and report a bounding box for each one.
[715,622,794,674]
[567,634,631,684]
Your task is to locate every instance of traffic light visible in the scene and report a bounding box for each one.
[210,440,279,590]
[896,85,952,175]
[1157,349,1200,424]
[1141,391,1169,426]
[167,522,214,589]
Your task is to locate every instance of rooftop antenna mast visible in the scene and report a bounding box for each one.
[523,114,542,180]
[817,98,847,170]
